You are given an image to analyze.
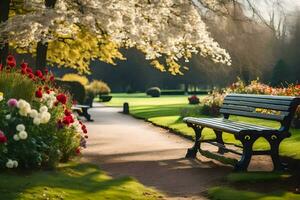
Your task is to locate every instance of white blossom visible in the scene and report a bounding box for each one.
[16,124,26,132]
[19,131,28,140]
[0,0,231,70]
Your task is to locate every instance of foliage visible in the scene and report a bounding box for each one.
[0,56,87,169]
[55,80,86,105]
[62,73,89,86]
[1,0,231,74]
[271,59,290,87]
[188,95,200,105]
[146,87,161,98]
[0,162,162,200]
[86,80,111,96]
[99,95,112,103]
[202,78,300,118]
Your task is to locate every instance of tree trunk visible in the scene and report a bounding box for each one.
[0,0,10,64]
[36,42,48,71]
[35,0,57,70]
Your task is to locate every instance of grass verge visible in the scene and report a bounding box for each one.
[0,162,163,200]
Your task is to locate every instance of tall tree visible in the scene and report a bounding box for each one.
[0,0,10,64]
[0,0,232,74]
[35,0,57,70]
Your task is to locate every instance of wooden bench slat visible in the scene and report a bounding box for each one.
[225,96,293,106]
[227,94,296,101]
[185,118,276,134]
[223,100,291,112]
[220,108,285,121]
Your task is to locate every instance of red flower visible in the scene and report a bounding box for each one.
[0,64,3,71]
[49,75,54,82]
[35,70,43,78]
[21,62,28,69]
[56,94,67,104]
[75,147,81,155]
[26,67,33,74]
[44,69,49,74]
[0,131,7,143]
[63,115,74,125]
[6,55,16,68]
[28,73,34,79]
[35,89,43,98]
[64,109,72,116]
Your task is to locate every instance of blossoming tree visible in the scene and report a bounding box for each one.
[0,0,232,74]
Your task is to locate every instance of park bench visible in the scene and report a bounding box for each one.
[184,94,300,171]
[72,96,94,122]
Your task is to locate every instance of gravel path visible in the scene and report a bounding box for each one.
[82,104,271,199]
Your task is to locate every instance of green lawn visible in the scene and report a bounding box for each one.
[0,162,162,200]
[106,93,300,159]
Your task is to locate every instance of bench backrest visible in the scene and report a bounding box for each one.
[220,94,300,131]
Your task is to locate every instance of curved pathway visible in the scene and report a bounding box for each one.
[82,104,236,199]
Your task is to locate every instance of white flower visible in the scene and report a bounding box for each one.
[30,109,39,118]
[13,134,20,141]
[33,117,41,125]
[5,114,11,120]
[40,113,51,124]
[19,131,28,140]
[12,160,18,168]
[39,106,48,113]
[6,159,14,169]
[16,124,26,132]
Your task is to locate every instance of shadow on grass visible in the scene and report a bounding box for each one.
[0,162,160,200]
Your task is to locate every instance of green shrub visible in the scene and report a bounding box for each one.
[0,57,87,170]
[146,87,161,97]
[62,73,89,86]
[99,95,112,102]
[86,80,111,96]
[55,80,86,104]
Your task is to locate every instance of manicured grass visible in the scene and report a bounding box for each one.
[208,186,300,200]
[106,93,191,107]
[105,93,300,160]
[0,162,162,200]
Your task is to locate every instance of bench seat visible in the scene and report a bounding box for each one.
[184,117,277,134]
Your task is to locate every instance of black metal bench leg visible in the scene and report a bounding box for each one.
[267,135,285,171]
[82,108,93,122]
[235,135,256,171]
[214,130,226,154]
[186,125,203,159]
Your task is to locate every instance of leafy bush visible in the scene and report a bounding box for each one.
[99,95,112,102]
[86,80,111,96]
[188,95,200,104]
[62,73,89,86]
[146,87,161,97]
[0,56,88,169]
[55,80,86,104]
[202,78,300,124]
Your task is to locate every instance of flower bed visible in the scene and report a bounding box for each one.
[203,78,300,126]
[0,56,87,169]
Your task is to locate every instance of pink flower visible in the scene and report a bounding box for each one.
[7,98,18,107]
